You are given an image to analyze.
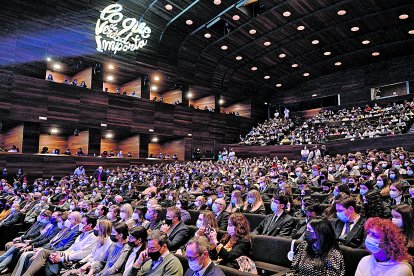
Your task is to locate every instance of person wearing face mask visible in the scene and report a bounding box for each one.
[386,182,409,207]
[93,166,108,183]
[195,211,219,239]
[94,204,108,220]
[291,203,321,240]
[242,189,266,215]
[211,198,229,231]
[226,190,244,213]
[359,180,386,219]
[128,208,150,229]
[26,215,98,276]
[12,212,82,276]
[184,236,225,276]
[0,203,23,229]
[332,195,366,248]
[121,226,147,276]
[24,195,49,224]
[84,222,130,276]
[392,158,407,175]
[119,204,134,228]
[206,213,252,270]
[376,174,391,197]
[193,196,207,211]
[252,194,294,236]
[129,230,183,276]
[388,168,409,186]
[160,206,189,252]
[288,219,345,276]
[355,217,413,276]
[145,205,163,231]
[175,199,191,224]
[107,205,120,223]
[391,204,414,255]
[90,188,102,204]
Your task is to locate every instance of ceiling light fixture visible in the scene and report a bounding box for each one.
[236,56,243,60]
[297,25,305,31]
[46,57,52,62]
[51,128,58,134]
[372,52,380,56]
[264,41,271,46]
[276,83,282,87]
[291,63,299,68]
[232,15,240,21]
[362,40,370,45]
[186,19,193,25]
[399,14,409,20]
[221,45,228,50]
[106,133,113,139]
[53,63,61,70]
[153,75,160,81]
[204,33,211,38]
[324,51,332,56]
[351,26,359,32]
[312,40,319,45]
[219,99,224,105]
[279,53,286,58]
[107,75,114,81]
[303,72,310,77]
[187,92,193,98]
[251,66,257,71]
[249,29,257,35]
[151,85,158,91]
[409,30,414,35]
[337,10,347,16]
[152,137,158,142]
[264,75,270,79]
[283,11,291,17]
[165,4,173,10]
[213,0,221,5]
[108,64,114,70]
[335,61,342,66]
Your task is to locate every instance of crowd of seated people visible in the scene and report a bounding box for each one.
[0,146,413,275]
[240,100,414,146]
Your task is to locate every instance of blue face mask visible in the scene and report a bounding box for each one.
[247,197,254,204]
[271,202,279,213]
[365,235,382,254]
[360,189,368,196]
[333,190,339,197]
[389,174,396,180]
[212,204,219,214]
[336,210,350,223]
[377,181,384,188]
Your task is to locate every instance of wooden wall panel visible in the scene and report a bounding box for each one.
[103,82,118,93]
[38,134,68,153]
[67,131,89,155]
[190,96,215,110]
[72,67,92,89]
[161,89,182,104]
[45,70,69,83]
[100,138,119,154]
[119,135,140,158]
[0,134,4,150]
[221,102,251,118]
[148,143,162,157]
[4,125,23,152]
[121,79,141,96]
[150,91,161,100]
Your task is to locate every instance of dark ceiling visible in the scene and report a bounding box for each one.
[2,0,414,104]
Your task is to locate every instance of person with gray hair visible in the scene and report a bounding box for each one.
[184,236,225,276]
[129,230,183,276]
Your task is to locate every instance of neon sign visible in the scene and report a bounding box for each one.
[95,4,151,54]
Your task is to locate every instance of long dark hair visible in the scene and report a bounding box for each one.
[394,204,414,248]
[306,219,339,270]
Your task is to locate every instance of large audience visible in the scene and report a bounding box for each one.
[0,146,414,275]
[240,100,414,146]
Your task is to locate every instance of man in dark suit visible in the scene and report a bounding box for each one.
[184,236,225,276]
[212,198,229,231]
[93,166,108,182]
[331,194,366,248]
[161,206,190,252]
[0,203,24,228]
[252,194,294,237]
[146,205,163,231]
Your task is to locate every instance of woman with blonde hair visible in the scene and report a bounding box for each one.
[243,189,266,215]
[119,203,134,228]
[61,219,113,276]
[195,211,219,237]
[226,190,244,213]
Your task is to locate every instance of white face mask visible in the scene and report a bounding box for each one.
[392,218,403,228]
[196,219,203,228]
[64,219,72,228]
[120,213,127,220]
[78,223,85,231]
[107,213,114,220]
[227,226,236,236]
[389,190,400,199]
[132,213,140,221]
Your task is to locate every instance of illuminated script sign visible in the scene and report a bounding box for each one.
[95,4,151,54]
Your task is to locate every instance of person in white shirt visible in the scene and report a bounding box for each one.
[122,226,147,276]
[355,217,413,276]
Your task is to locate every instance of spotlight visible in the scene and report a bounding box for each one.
[107,75,114,82]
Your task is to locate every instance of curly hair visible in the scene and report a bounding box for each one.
[365,217,412,263]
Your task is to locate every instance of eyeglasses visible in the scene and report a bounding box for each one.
[187,254,202,262]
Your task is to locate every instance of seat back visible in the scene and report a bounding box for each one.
[251,235,293,268]
[340,245,369,276]
[187,209,201,226]
[244,213,266,231]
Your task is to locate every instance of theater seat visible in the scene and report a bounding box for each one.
[218,265,255,276]
[340,245,369,276]
[244,213,266,231]
[187,209,201,225]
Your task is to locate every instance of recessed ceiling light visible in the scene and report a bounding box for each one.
[46,57,52,62]
[108,64,114,70]
[312,94,318,97]
[236,56,243,60]
[351,26,359,32]
[149,129,154,132]
[276,83,282,87]
[204,33,211,38]
[186,19,193,25]
[264,41,271,46]
[165,4,173,10]
[232,15,240,21]
[107,75,114,81]
[324,51,332,56]
[221,45,228,50]
[53,63,61,69]
[279,53,286,58]
[303,72,310,77]
[151,85,158,91]
[249,29,257,35]
[312,40,319,45]
[251,67,257,71]
[409,30,414,35]
[362,40,370,45]
[283,11,291,17]
[152,137,158,142]
[372,52,380,56]
[219,99,224,104]
[399,14,409,20]
[153,75,160,81]
[187,92,193,99]
[297,25,305,31]
[291,63,299,68]
[106,133,113,139]
[264,75,270,79]
[335,61,342,66]
[214,0,221,5]
[337,10,347,16]
[51,128,59,134]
